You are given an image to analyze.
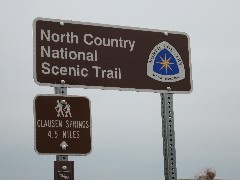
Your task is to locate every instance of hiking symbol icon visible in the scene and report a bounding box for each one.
[55,100,72,118]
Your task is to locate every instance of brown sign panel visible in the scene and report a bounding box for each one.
[33,18,192,93]
[34,95,91,155]
[54,161,74,180]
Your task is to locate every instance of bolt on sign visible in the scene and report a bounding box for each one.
[34,95,91,155]
[33,17,192,93]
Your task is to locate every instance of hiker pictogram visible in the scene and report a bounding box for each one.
[55,100,72,117]
[64,103,72,117]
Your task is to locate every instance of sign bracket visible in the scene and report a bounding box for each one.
[161,93,177,180]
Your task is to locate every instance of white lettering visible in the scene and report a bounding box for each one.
[41,62,50,74]
[92,66,121,79]
[40,46,97,61]
[41,29,50,41]
[81,68,88,77]
[83,34,135,52]
[37,120,63,128]
[94,37,102,46]
[40,29,78,44]
[52,33,60,42]
[84,34,93,45]
[63,131,80,139]
[41,46,50,58]
[41,62,89,77]
[52,66,59,75]
[92,66,101,77]
[128,40,135,52]
[60,67,67,75]
[65,120,90,128]
[69,51,77,60]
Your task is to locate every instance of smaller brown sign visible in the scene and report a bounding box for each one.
[34,95,91,155]
[54,161,74,180]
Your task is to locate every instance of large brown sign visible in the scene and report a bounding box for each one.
[34,95,91,155]
[33,18,192,93]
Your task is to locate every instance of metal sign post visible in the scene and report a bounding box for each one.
[161,93,177,180]
[55,83,70,179]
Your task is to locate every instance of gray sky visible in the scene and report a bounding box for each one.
[0,0,240,179]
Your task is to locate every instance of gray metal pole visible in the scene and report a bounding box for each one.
[54,84,74,180]
[161,93,177,180]
[55,85,68,162]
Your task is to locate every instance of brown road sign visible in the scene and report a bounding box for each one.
[33,17,192,93]
[34,95,91,155]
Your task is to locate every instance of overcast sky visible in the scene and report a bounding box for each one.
[0,0,240,180]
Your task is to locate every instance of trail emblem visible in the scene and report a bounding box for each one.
[147,41,185,82]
